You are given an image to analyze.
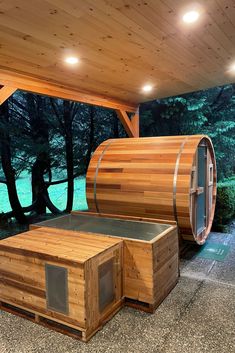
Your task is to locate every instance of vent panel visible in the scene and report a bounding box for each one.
[99,258,114,312]
[45,264,68,315]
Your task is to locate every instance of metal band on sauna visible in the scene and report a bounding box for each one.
[94,141,113,213]
[173,137,189,225]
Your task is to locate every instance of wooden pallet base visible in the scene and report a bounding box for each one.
[0,301,86,341]
[0,299,124,342]
[0,280,178,341]
[125,298,155,313]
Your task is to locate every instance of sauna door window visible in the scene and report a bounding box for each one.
[196,146,207,234]
[191,140,215,239]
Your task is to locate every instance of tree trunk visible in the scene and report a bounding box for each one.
[113,111,119,138]
[85,105,95,172]
[0,102,27,223]
[64,101,74,212]
[31,155,50,214]
[28,94,51,215]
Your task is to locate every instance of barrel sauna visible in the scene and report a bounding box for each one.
[86,135,216,245]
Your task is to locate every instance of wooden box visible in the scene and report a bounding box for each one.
[0,227,123,341]
[32,211,179,313]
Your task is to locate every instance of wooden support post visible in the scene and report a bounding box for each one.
[115,108,139,137]
[131,108,139,137]
[0,86,17,105]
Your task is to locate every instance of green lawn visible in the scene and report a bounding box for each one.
[0,173,88,213]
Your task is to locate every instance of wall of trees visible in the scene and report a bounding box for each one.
[140,84,235,181]
[0,83,234,229]
[0,91,126,224]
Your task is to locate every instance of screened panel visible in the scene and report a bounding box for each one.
[45,264,68,315]
[98,259,114,312]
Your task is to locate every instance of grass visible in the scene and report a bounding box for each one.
[0,172,88,214]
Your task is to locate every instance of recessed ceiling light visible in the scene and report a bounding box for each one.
[142,84,153,92]
[64,56,79,65]
[228,62,235,73]
[183,10,200,23]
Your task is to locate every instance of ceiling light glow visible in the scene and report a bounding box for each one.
[65,56,79,65]
[183,10,200,23]
[229,62,235,73]
[142,84,153,92]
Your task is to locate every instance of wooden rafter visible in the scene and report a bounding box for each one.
[0,70,137,113]
[131,108,140,137]
[115,109,139,137]
[0,70,139,137]
[0,85,17,105]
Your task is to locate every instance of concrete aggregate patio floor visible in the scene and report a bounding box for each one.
[0,227,235,353]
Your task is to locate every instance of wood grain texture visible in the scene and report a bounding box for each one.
[33,212,178,307]
[0,85,17,104]
[115,109,139,137]
[0,1,234,104]
[0,227,121,263]
[0,227,123,341]
[86,135,216,244]
[123,226,178,306]
[0,70,137,112]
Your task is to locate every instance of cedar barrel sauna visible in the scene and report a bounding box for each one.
[86,135,216,245]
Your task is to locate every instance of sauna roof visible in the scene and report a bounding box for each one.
[0,227,122,264]
[0,0,235,108]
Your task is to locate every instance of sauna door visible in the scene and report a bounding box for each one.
[196,146,207,234]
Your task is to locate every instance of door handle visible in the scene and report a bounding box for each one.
[196,187,204,195]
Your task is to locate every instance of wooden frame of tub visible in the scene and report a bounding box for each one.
[31,211,179,313]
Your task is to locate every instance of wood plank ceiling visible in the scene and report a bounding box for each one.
[0,0,234,106]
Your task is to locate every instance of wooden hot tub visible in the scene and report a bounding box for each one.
[31,212,179,312]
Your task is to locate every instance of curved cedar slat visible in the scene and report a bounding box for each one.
[86,136,216,244]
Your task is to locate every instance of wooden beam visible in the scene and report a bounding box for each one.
[115,108,139,137]
[0,69,137,112]
[0,86,17,105]
[131,108,140,137]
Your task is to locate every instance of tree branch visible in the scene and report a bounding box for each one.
[42,192,63,214]
[46,172,80,186]
[0,200,38,219]
[10,97,30,115]
[50,98,65,131]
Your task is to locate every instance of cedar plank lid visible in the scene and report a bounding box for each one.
[0,227,122,265]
